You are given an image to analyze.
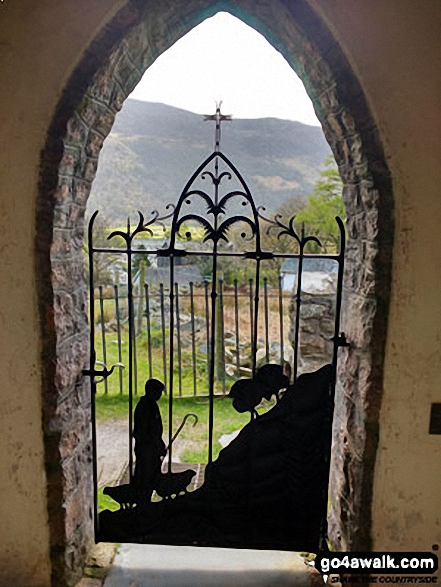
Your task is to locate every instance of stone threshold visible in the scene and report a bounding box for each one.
[76,543,327,587]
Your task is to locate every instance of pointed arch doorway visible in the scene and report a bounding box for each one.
[85,103,347,551]
[37,1,393,583]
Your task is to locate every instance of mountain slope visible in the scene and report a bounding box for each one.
[88,100,331,222]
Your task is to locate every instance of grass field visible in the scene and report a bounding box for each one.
[92,282,292,399]
[96,393,257,463]
[93,282,287,467]
[94,327,236,398]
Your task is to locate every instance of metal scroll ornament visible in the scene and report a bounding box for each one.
[85,104,347,552]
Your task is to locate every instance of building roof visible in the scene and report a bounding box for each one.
[138,265,203,286]
[280,257,338,274]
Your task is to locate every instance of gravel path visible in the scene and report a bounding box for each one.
[96,419,187,487]
[96,419,129,487]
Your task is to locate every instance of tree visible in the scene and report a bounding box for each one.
[190,156,345,286]
[259,195,307,285]
[295,156,345,252]
[192,196,308,287]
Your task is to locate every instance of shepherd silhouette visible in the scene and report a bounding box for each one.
[133,378,166,505]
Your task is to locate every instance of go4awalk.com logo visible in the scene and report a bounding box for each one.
[307,552,439,584]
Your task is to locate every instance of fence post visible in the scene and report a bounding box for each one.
[98,285,108,394]
[175,282,183,396]
[144,283,153,381]
[204,280,210,391]
[132,310,138,396]
[136,260,146,335]
[159,282,167,393]
[234,279,240,378]
[216,277,226,394]
[114,284,123,395]
[264,277,270,364]
[249,278,254,369]
[278,274,284,366]
[190,282,197,396]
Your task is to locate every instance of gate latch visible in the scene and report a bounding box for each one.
[83,361,125,384]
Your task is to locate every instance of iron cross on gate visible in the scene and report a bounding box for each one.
[204,102,232,151]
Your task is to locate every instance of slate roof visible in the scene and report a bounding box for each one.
[280,257,338,274]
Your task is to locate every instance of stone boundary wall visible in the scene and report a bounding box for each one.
[37,0,393,583]
[289,272,337,373]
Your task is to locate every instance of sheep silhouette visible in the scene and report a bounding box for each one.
[103,484,136,510]
[228,363,289,418]
[103,469,196,510]
[228,378,260,418]
[155,469,196,499]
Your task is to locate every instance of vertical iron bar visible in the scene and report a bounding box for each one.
[204,280,210,392]
[132,293,138,396]
[98,285,108,394]
[159,283,167,393]
[87,214,99,540]
[219,278,226,394]
[264,277,270,363]
[208,151,221,466]
[175,282,182,396]
[293,242,305,383]
[190,282,197,396]
[234,279,240,377]
[126,222,134,483]
[114,285,123,395]
[249,278,254,371]
[144,284,153,380]
[278,274,284,368]
[168,261,175,475]
[332,230,346,370]
[208,255,218,465]
[252,263,261,377]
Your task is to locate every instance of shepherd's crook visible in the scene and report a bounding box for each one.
[166,412,198,453]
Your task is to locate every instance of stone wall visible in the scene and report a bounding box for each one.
[37,9,142,584]
[36,0,392,582]
[290,272,337,374]
[5,0,441,583]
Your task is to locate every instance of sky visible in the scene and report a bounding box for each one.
[129,12,320,126]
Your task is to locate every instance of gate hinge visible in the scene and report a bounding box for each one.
[331,332,350,347]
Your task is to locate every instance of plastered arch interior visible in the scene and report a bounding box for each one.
[37,0,393,583]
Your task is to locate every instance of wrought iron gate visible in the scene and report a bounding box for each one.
[84,106,346,552]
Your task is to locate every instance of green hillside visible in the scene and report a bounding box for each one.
[88,100,331,222]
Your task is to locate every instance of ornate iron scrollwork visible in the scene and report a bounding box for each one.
[84,104,347,552]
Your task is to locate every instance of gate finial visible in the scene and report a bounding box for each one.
[204,101,232,152]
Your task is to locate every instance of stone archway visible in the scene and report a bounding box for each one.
[37,0,393,584]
